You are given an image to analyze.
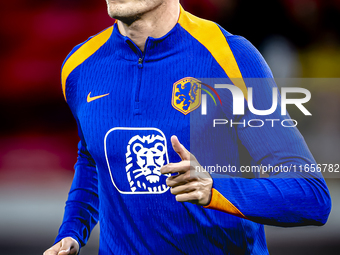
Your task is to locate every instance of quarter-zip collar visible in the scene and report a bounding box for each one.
[108,8,186,62]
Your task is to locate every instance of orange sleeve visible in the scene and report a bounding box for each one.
[204,188,248,219]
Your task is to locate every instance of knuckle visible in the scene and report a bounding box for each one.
[193,192,201,201]
[184,171,191,180]
[191,181,200,189]
[184,161,191,168]
[197,191,206,202]
[189,163,197,170]
[189,173,199,181]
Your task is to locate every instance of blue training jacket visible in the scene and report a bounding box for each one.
[56,6,331,255]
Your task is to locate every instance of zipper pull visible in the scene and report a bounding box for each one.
[138,57,143,69]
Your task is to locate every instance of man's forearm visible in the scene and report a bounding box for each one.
[205,173,331,226]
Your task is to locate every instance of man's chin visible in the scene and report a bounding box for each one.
[107,6,142,24]
[111,13,142,24]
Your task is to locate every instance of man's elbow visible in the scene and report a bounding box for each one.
[277,184,332,227]
[313,193,332,226]
[300,190,332,226]
[296,176,332,226]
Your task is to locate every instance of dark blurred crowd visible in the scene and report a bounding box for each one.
[0,0,339,158]
[184,0,340,47]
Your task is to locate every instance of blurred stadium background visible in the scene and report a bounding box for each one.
[0,0,339,254]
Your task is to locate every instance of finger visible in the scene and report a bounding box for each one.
[43,249,57,255]
[175,191,203,204]
[67,246,79,255]
[160,161,192,175]
[166,172,189,187]
[166,170,199,187]
[44,249,57,255]
[171,182,197,195]
[44,242,61,255]
[58,239,71,255]
[171,135,190,161]
[59,238,78,255]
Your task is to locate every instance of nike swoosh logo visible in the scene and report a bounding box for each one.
[87,92,110,103]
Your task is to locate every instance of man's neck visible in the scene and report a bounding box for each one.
[117,2,180,52]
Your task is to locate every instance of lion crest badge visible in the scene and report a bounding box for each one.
[172,77,201,115]
[104,127,170,194]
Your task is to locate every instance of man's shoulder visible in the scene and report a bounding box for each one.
[179,9,253,53]
[181,10,272,79]
[62,26,113,67]
[61,26,113,102]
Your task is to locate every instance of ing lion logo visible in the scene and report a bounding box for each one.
[125,134,170,192]
[172,77,201,115]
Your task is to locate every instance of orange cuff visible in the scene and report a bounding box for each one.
[204,188,248,219]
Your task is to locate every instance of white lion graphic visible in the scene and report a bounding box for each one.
[125,134,170,192]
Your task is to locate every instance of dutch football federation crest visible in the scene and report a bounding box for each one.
[172,77,201,115]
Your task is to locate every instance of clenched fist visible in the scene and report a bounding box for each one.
[161,135,213,205]
[43,237,79,255]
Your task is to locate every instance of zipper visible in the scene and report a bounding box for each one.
[134,56,144,115]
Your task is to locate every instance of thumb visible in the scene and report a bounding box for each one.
[171,135,190,161]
